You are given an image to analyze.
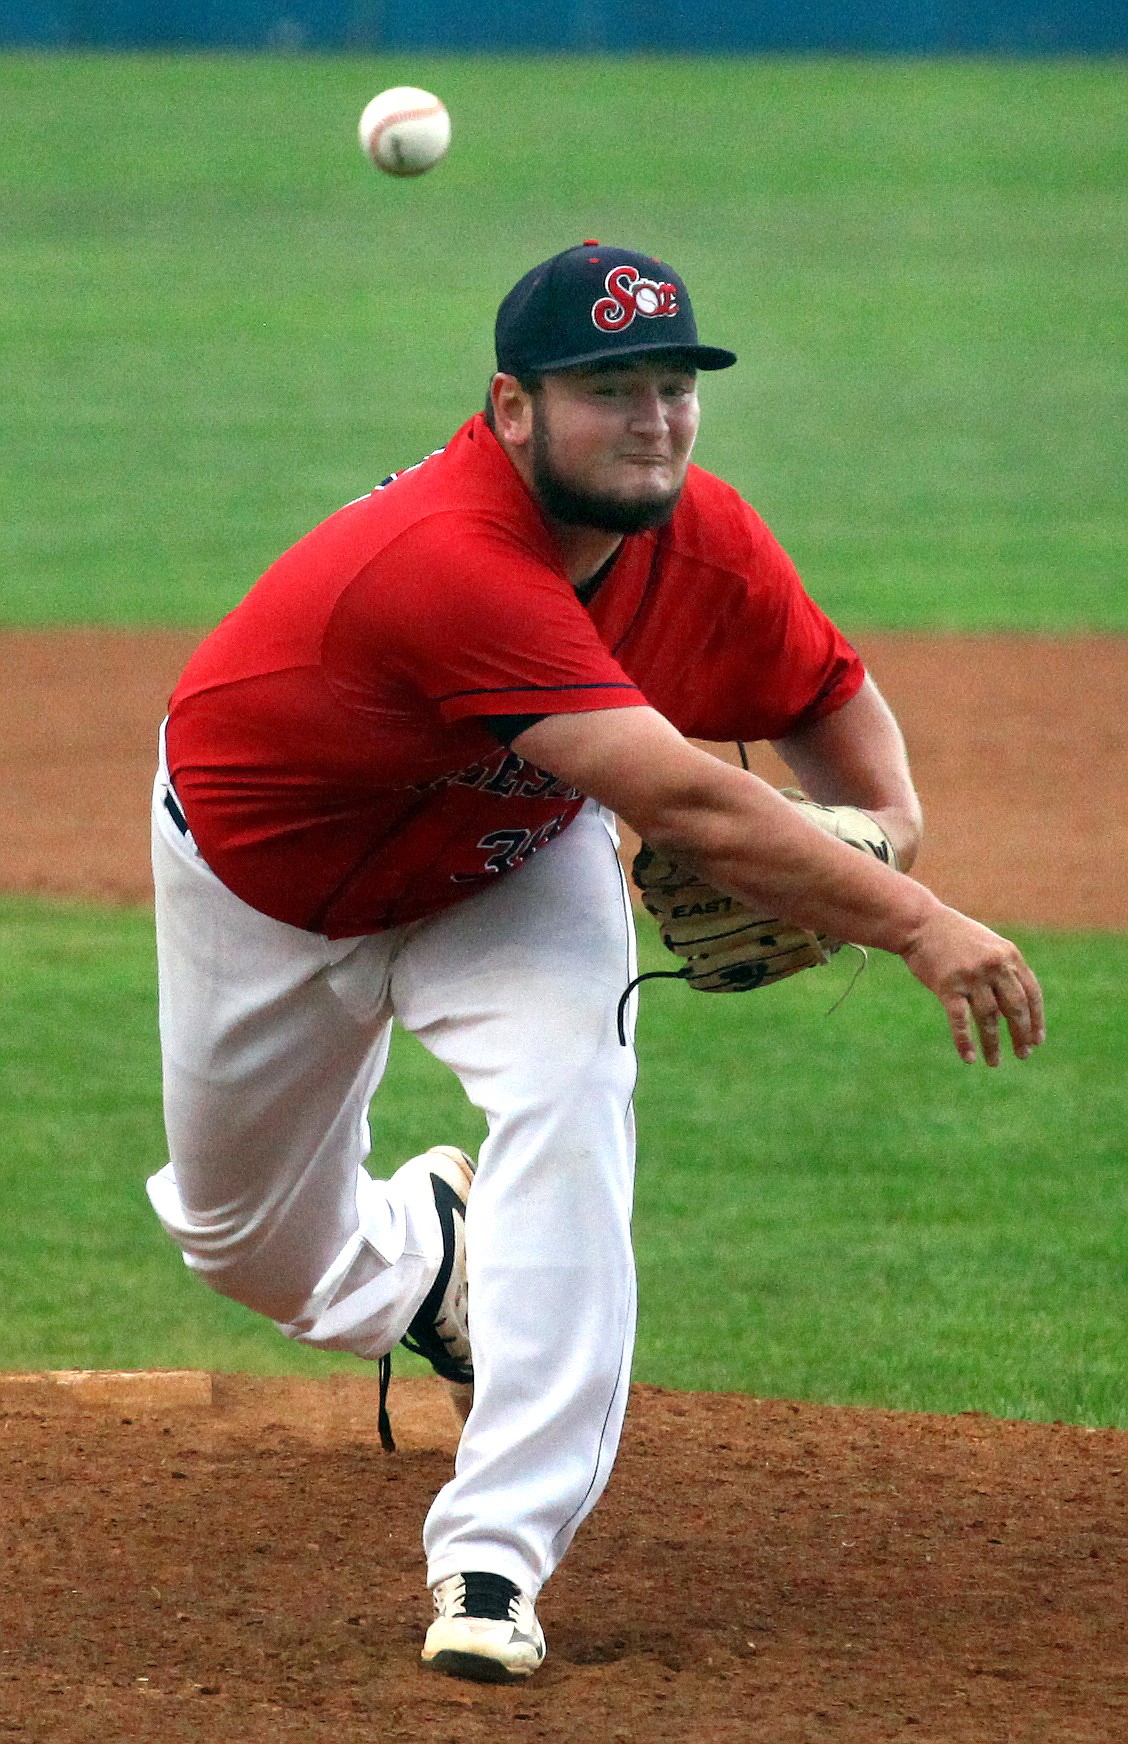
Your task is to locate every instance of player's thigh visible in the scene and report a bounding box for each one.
[391,802,638,1094]
[153,803,397,1214]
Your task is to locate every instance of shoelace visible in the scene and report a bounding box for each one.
[377,1352,395,1453]
[439,1571,523,1622]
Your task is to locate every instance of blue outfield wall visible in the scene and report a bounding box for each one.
[2,0,1126,52]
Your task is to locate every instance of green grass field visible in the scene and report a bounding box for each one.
[1,55,1125,1427]
[2,54,1125,630]
[2,897,1125,1428]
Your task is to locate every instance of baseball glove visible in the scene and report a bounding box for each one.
[619,791,899,1039]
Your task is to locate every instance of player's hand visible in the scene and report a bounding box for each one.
[899,909,1046,1066]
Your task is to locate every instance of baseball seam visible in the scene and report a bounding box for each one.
[366,104,446,170]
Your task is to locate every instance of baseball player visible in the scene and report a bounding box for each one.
[148,242,1044,1684]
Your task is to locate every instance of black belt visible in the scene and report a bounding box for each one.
[163,787,189,836]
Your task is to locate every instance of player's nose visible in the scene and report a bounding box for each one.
[625,387,669,433]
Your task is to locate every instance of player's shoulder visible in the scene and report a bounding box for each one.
[338,414,537,547]
[302,416,568,626]
[342,415,476,522]
[665,463,784,572]
[677,462,772,528]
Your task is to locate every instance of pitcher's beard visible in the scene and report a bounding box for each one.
[531,417,684,534]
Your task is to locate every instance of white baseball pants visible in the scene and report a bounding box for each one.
[148,761,639,1599]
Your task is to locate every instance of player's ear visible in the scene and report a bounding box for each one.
[490,373,536,449]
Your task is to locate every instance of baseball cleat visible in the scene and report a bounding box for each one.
[422,1572,547,1682]
[399,1145,475,1386]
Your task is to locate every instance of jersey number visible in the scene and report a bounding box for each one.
[477,819,565,875]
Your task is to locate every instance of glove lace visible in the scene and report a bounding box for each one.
[615,967,688,1046]
[377,1352,396,1453]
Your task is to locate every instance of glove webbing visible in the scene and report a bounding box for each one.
[618,747,880,1044]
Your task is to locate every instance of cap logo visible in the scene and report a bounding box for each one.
[591,265,679,333]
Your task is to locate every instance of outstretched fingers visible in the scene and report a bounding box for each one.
[998,960,1046,1058]
[946,959,1045,1066]
[945,993,979,1065]
[900,908,1045,1067]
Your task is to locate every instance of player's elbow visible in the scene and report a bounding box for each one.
[879,799,924,873]
[621,780,746,874]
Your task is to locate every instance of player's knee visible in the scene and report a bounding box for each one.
[148,1171,317,1321]
[180,1245,313,1324]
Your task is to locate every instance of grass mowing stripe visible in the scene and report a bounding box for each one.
[2,55,1125,629]
[632,928,1128,1426]
[0,896,1124,1424]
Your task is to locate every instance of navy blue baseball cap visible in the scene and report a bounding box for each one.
[495,241,737,376]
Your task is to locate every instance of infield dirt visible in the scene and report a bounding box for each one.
[1,628,1125,1742]
[2,628,1127,928]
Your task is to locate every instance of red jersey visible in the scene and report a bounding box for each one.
[166,414,864,937]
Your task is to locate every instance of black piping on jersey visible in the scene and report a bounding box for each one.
[480,548,634,744]
[484,712,546,745]
[794,664,859,727]
[443,540,649,725]
[574,546,620,606]
[435,680,640,703]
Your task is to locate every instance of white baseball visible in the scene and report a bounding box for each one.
[358,86,451,178]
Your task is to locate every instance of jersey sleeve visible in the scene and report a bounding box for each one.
[682,486,865,741]
[744,522,865,733]
[323,513,645,725]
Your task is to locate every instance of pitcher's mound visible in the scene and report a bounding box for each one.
[2,1372,1124,1742]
